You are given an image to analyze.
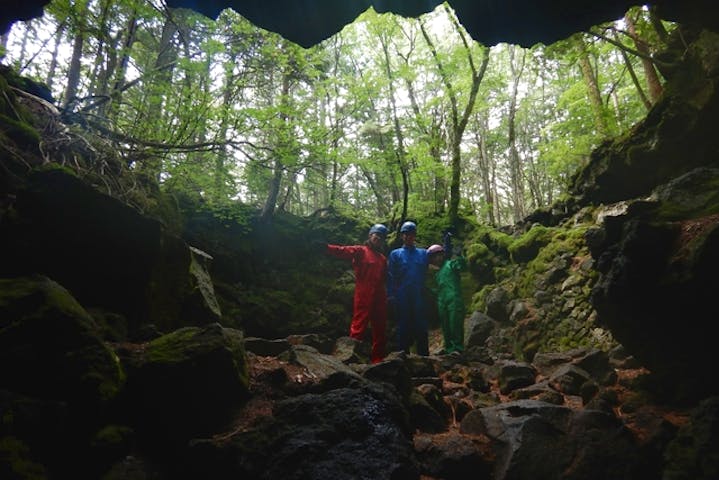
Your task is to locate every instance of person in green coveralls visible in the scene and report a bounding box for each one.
[427,231,467,354]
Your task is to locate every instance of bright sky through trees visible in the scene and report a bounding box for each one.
[0,1,669,226]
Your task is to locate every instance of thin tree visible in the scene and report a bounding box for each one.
[420,5,489,225]
[87,0,113,98]
[615,30,652,111]
[507,45,527,222]
[575,35,610,137]
[378,28,410,224]
[624,12,663,102]
[471,112,496,225]
[63,1,89,110]
[394,19,447,213]
[45,20,67,91]
[106,5,139,122]
[260,42,300,221]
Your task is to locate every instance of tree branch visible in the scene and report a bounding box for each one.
[83,116,264,154]
[587,30,673,69]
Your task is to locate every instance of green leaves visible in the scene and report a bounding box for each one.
[4,0,662,224]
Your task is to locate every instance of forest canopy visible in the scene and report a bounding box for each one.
[0,0,672,227]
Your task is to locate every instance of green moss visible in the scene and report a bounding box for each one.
[654,176,719,221]
[98,350,126,401]
[469,225,513,255]
[91,424,134,449]
[0,436,47,480]
[465,241,491,276]
[0,75,13,116]
[0,276,92,330]
[34,161,79,176]
[470,284,494,313]
[516,226,590,298]
[507,225,553,263]
[0,113,40,148]
[145,327,201,364]
[144,325,249,389]
[466,241,489,261]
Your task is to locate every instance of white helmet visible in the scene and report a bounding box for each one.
[427,244,444,254]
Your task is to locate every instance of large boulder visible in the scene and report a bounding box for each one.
[460,400,649,480]
[589,168,719,403]
[186,383,419,480]
[0,275,125,476]
[0,167,221,336]
[0,275,124,409]
[122,323,250,448]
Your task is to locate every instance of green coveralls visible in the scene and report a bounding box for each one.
[435,255,467,353]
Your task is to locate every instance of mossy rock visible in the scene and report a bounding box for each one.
[663,396,719,480]
[0,435,47,480]
[0,275,125,408]
[88,424,134,471]
[125,323,250,443]
[508,225,554,263]
[465,225,513,261]
[650,167,719,221]
[517,226,590,298]
[0,113,40,148]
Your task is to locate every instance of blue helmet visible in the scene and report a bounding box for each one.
[400,221,417,233]
[369,223,388,238]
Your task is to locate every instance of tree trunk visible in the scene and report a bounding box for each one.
[213,52,239,203]
[473,114,496,226]
[279,171,297,212]
[107,8,138,122]
[360,165,388,216]
[379,32,409,224]
[45,21,66,91]
[625,13,663,102]
[152,14,179,102]
[62,0,90,108]
[261,158,284,221]
[399,28,446,214]
[507,45,526,223]
[63,27,85,109]
[261,68,293,221]
[422,5,489,225]
[88,0,112,98]
[139,11,179,177]
[16,20,32,72]
[617,31,652,111]
[576,36,609,137]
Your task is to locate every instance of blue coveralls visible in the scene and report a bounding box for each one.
[387,245,429,355]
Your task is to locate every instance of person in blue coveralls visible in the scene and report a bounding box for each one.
[387,221,430,355]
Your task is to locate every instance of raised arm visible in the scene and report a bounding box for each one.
[326,244,362,261]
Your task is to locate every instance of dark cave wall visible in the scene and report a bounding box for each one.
[3,1,719,48]
[572,26,719,404]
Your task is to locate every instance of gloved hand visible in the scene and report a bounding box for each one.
[443,230,453,254]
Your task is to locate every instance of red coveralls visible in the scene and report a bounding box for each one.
[326,244,387,363]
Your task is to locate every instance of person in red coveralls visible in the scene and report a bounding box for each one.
[324,224,389,364]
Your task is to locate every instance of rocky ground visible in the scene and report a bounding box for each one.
[182,326,695,480]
